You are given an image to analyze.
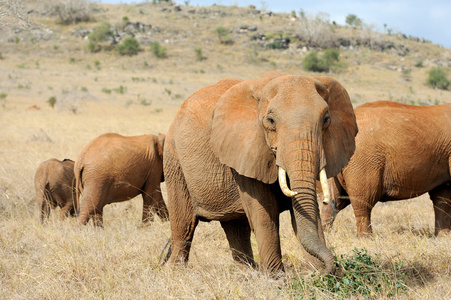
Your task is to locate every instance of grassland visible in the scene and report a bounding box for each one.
[1,1,450,299]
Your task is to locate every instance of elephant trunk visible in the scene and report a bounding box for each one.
[282,138,335,274]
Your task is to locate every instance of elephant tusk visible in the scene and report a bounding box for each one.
[320,168,331,205]
[278,167,298,197]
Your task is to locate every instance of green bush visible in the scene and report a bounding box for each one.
[195,47,206,61]
[322,48,340,66]
[288,248,408,299]
[47,96,56,108]
[303,51,325,72]
[426,67,450,90]
[303,49,340,73]
[88,22,114,52]
[116,37,141,56]
[213,26,234,45]
[150,42,167,58]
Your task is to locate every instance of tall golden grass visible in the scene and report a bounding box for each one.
[1,98,450,299]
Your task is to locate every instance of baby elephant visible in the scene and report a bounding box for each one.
[34,158,77,223]
[75,133,168,227]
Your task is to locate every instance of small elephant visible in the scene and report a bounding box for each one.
[34,158,77,223]
[75,133,168,227]
[321,101,451,237]
[164,73,358,274]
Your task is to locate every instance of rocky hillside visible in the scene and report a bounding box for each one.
[1,1,450,110]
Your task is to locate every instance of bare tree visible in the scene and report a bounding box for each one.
[298,10,335,48]
[0,0,38,32]
[44,0,95,25]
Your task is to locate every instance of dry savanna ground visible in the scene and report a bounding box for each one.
[1,1,451,299]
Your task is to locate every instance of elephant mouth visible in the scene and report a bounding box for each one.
[278,166,331,204]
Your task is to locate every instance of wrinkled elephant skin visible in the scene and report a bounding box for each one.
[164,73,358,274]
[34,158,76,223]
[321,101,451,237]
[75,133,168,227]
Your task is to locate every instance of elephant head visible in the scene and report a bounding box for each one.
[210,73,358,273]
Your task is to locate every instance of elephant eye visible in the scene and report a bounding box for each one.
[323,115,331,129]
[264,115,276,131]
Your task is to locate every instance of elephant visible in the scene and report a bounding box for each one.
[163,72,358,275]
[34,158,77,223]
[74,133,168,227]
[321,100,451,237]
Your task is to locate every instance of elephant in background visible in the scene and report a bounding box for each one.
[163,72,358,275]
[321,101,451,237]
[75,133,168,227]
[34,158,76,223]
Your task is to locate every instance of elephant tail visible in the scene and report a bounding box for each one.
[74,166,84,215]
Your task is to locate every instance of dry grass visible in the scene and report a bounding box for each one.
[1,2,451,299]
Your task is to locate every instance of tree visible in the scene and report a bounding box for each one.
[345,14,362,28]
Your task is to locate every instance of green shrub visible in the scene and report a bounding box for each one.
[116,37,141,56]
[303,49,340,73]
[113,85,127,94]
[213,26,234,45]
[288,248,408,298]
[47,96,56,108]
[426,67,450,90]
[150,42,167,58]
[88,22,114,52]
[195,48,206,61]
[303,51,326,72]
[322,48,340,66]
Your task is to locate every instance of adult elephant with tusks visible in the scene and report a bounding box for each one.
[163,72,358,275]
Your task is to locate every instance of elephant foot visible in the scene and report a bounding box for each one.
[436,228,450,237]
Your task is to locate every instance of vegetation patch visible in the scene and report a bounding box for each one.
[214,26,234,45]
[88,21,115,53]
[150,42,167,58]
[116,36,141,56]
[303,49,342,72]
[286,248,408,298]
[426,67,450,90]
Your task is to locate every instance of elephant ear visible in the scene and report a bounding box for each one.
[210,77,279,184]
[315,76,358,178]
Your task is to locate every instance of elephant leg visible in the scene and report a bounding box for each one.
[91,209,104,228]
[166,163,198,265]
[142,185,168,223]
[39,195,51,223]
[339,161,384,237]
[58,191,74,220]
[59,201,74,220]
[220,219,256,269]
[235,176,283,273]
[429,185,451,237]
[78,187,104,227]
[353,202,373,237]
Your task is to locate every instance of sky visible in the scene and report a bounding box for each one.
[98,0,451,49]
